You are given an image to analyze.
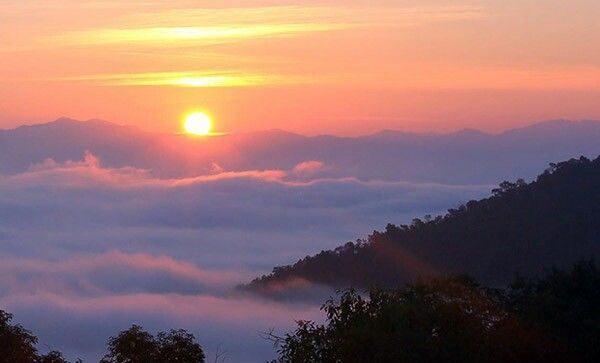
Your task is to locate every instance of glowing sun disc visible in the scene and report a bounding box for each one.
[184,112,212,135]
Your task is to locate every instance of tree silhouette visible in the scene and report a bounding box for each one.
[157,329,205,363]
[38,351,69,363]
[101,325,205,363]
[101,325,159,363]
[501,260,600,361]
[0,310,38,363]
[267,266,598,363]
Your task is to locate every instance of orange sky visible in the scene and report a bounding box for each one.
[1,0,599,135]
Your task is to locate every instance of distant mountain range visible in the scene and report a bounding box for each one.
[241,155,600,298]
[2,118,600,184]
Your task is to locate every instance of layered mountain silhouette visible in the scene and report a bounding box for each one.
[242,155,600,298]
[2,118,600,184]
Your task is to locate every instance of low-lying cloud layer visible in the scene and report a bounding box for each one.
[0,153,490,361]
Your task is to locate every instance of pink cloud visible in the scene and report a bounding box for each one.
[0,291,320,326]
[6,250,240,280]
[0,251,246,296]
[9,152,288,189]
[293,160,325,174]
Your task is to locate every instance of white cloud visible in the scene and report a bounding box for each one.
[0,153,490,361]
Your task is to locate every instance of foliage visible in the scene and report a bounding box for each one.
[100,325,205,363]
[0,310,38,363]
[0,310,74,362]
[38,351,70,363]
[156,329,206,363]
[0,313,204,363]
[502,260,600,361]
[100,325,159,363]
[270,264,600,362]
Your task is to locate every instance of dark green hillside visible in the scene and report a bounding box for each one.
[244,156,600,296]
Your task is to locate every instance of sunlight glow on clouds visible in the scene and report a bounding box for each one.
[32,4,488,91]
[3,1,599,133]
[55,71,283,88]
[47,5,485,48]
[52,23,345,47]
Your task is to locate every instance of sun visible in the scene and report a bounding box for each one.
[184,112,212,135]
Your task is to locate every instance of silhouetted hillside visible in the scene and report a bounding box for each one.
[243,156,600,297]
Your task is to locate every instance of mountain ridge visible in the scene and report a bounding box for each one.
[3,117,600,139]
[241,155,600,299]
[1,118,600,184]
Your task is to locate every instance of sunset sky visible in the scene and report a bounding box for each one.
[2,2,600,361]
[1,0,599,134]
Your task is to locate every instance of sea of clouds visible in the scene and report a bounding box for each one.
[0,152,490,362]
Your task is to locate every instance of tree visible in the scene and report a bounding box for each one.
[38,351,69,363]
[0,310,39,363]
[101,325,159,363]
[157,329,205,363]
[268,276,574,363]
[101,325,205,363]
[502,261,600,361]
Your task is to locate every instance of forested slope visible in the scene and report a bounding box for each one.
[244,156,600,296]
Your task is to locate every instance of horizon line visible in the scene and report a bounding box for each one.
[2,117,599,138]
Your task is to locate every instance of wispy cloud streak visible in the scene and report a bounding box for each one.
[44,5,486,48]
[50,71,300,88]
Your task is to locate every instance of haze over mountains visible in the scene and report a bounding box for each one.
[1,118,600,362]
[2,118,600,184]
